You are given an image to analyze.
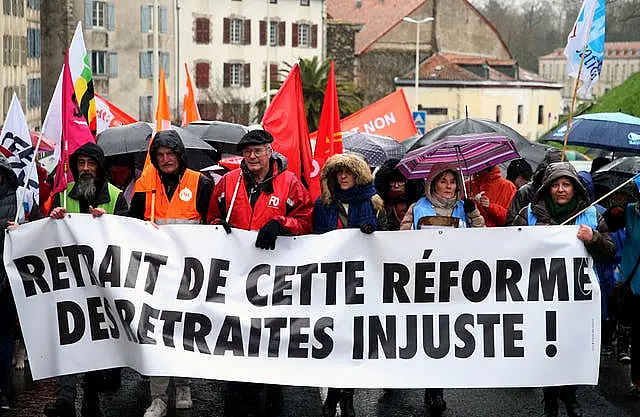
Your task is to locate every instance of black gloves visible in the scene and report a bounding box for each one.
[360,223,375,234]
[603,206,626,232]
[256,220,281,250]
[217,220,233,234]
[463,198,476,214]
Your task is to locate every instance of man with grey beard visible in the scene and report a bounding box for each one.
[45,142,128,417]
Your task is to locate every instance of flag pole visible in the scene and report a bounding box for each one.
[561,43,588,162]
[14,131,44,223]
[560,175,636,226]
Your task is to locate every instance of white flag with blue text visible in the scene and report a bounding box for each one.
[563,0,606,96]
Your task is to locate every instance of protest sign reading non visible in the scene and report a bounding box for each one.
[4,215,600,388]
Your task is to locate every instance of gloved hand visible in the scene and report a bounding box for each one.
[216,220,233,234]
[359,223,375,234]
[603,206,626,232]
[256,219,281,250]
[463,198,476,214]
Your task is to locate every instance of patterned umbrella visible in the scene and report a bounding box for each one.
[396,133,520,181]
[342,132,406,167]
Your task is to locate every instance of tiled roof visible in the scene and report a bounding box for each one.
[540,42,640,60]
[327,0,512,57]
[403,53,556,83]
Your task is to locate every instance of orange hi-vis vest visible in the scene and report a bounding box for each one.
[144,169,202,224]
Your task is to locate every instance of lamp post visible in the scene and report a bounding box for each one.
[402,16,434,112]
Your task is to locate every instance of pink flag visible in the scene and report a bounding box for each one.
[53,49,95,194]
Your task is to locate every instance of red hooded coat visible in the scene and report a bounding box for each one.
[468,166,516,227]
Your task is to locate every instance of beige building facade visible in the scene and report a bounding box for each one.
[177,0,324,124]
[396,53,562,140]
[1,0,40,128]
[539,42,640,113]
[42,0,176,123]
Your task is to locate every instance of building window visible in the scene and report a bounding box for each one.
[27,78,40,109]
[27,28,40,58]
[538,105,544,125]
[140,5,152,32]
[139,51,152,78]
[270,0,277,3]
[495,105,502,123]
[92,1,107,28]
[195,18,210,44]
[230,63,242,87]
[3,35,10,66]
[27,0,38,9]
[139,95,152,121]
[158,6,167,33]
[517,105,523,124]
[269,21,278,46]
[12,0,22,16]
[300,0,309,5]
[424,108,447,116]
[159,51,170,76]
[298,23,310,47]
[91,50,106,75]
[195,62,210,88]
[230,19,243,44]
[2,0,9,15]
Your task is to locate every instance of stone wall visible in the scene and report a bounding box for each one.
[326,21,359,83]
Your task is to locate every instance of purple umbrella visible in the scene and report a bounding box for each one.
[396,133,521,196]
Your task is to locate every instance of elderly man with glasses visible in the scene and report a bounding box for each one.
[207,129,312,416]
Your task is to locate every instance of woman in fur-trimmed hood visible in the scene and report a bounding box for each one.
[313,153,387,235]
[374,158,424,230]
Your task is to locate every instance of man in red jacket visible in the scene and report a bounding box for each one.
[468,165,516,227]
[207,129,312,416]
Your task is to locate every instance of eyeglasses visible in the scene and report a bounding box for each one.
[241,147,269,158]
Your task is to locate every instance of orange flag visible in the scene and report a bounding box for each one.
[135,68,170,196]
[309,61,342,200]
[182,63,201,126]
[262,64,314,188]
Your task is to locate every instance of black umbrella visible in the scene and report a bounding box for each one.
[408,117,553,168]
[592,156,640,200]
[97,122,217,171]
[342,132,406,167]
[183,121,248,155]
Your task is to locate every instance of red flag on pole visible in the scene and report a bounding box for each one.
[309,61,342,200]
[182,63,201,126]
[261,64,314,187]
[53,49,95,194]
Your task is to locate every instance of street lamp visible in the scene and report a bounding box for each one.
[402,16,434,112]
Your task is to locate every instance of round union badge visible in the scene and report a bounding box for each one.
[179,188,193,202]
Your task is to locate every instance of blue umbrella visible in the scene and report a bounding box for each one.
[541,112,640,152]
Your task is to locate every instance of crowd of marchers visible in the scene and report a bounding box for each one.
[0,128,639,417]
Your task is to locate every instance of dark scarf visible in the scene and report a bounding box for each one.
[314,184,377,233]
[545,195,579,224]
[241,160,276,207]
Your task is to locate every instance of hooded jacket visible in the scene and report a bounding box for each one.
[0,155,42,294]
[374,158,424,230]
[399,163,485,230]
[208,153,312,234]
[53,142,128,216]
[313,153,386,232]
[129,130,213,222]
[513,162,615,262]
[468,165,516,227]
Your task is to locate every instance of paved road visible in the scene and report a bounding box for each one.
[2,352,639,417]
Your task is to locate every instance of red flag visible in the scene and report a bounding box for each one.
[53,49,95,194]
[182,63,201,126]
[262,64,314,187]
[95,94,137,134]
[309,61,342,199]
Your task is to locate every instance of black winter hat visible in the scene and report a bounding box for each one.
[506,159,533,182]
[150,130,187,175]
[237,130,274,152]
[69,142,105,182]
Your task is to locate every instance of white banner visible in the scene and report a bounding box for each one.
[4,215,600,388]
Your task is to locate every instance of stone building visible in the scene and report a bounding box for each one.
[327,0,512,105]
[0,0,41,128]
[539,42,640,114]
[395,53,562,139]
[42,0,175,123]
